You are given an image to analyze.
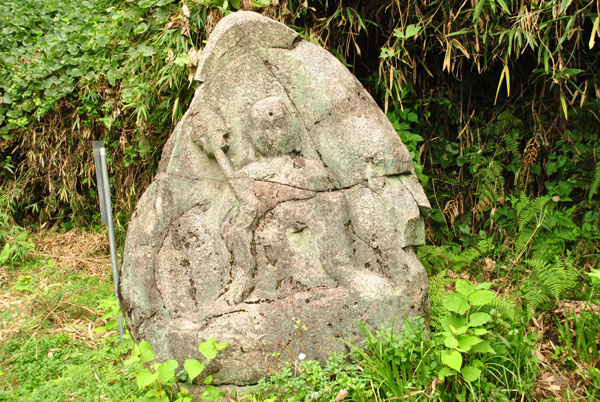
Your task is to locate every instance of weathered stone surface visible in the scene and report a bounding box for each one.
[120,11,431,386]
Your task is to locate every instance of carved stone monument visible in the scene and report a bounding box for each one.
[120,11,431,386]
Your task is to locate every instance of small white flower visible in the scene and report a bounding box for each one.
[309,391,320,400]
[298,353,306,361]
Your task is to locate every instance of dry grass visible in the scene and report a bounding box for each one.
[0,228,115,347]
[31,228,112,279]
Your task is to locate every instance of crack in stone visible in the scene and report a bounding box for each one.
[203,308,248,323]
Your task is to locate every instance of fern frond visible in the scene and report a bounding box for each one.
[489,293,520,322]
[515,227,534,252]
[590,162,600,202]
[523,255,578,318]
[518,195,550,232]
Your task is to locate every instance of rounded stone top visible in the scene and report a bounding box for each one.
[195,11,299,82]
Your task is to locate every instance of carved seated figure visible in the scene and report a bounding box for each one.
[120,11,431,386]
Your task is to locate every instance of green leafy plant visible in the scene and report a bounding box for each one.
[350,317,438,400]
[125,337,229,402]
[437,279,497,384]
[250,351,371,402]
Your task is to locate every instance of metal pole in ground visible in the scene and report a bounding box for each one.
[92,141,124,341]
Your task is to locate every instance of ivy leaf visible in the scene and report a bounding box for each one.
[96,34,110,47]
[173,53,188,67]
[442,350,463,371]
[200,385,222,401]
[136,368,157,389]
[461,365,482,382]
[405,24,421,38]
[437,367,455,381]
[455,279,475,296]
[107,69,118,86]
[157,359,178,384]
[440,316,466,333]
[458,335,482,352]
[471,340,496,354]
[468,312,492,327]
[135,23,149,35]
[139,340,155,363]
[124,354,140,366]
[443,293,470,314]
[215,341,229,351]
[444,335,459,348]
[184,359,205,380]
[198,337,218,360]
[204,375,213,385]
[469,290,496,306]
[138,0,155,7]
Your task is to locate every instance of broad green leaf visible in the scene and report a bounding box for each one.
[136,368,157,389]
[198,337,218,360]
[455,279,475,296]
[472,328,488,336]
[215,341,229,351]
[444,335,459,348]
[135,23,149,35]
[443,293,470,314]
[204,374,213,385]
[96,34,110,47]
[469,290,496,306]
[437,367,455,381]
[157,359,178,383]
[458,335,482,352]
[588,269,600,282]
[442,350,462,371]
[230,0,241,8]
[250,0,271,7]
[138,0,155,8]
[468,312,492,327]
[440,316,466,333]
[124,355,140,366]
[139,340,155,362]
[471,340,496,354]
[107,69,118,86]
[475,282,492,290]
[461,365,482,382]
[404,24,421,38]
[200,385,222,401]
[184,359,205,380]
[173,53,189,67]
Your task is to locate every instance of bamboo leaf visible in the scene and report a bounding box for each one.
[443,45,452,72]
[590,16,599,49]
[494,64,510,104]
[473,0,486,22]
[560,92,569,120]
[558,16,575,47]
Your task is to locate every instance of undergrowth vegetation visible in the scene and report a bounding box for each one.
[1,0,600,401]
